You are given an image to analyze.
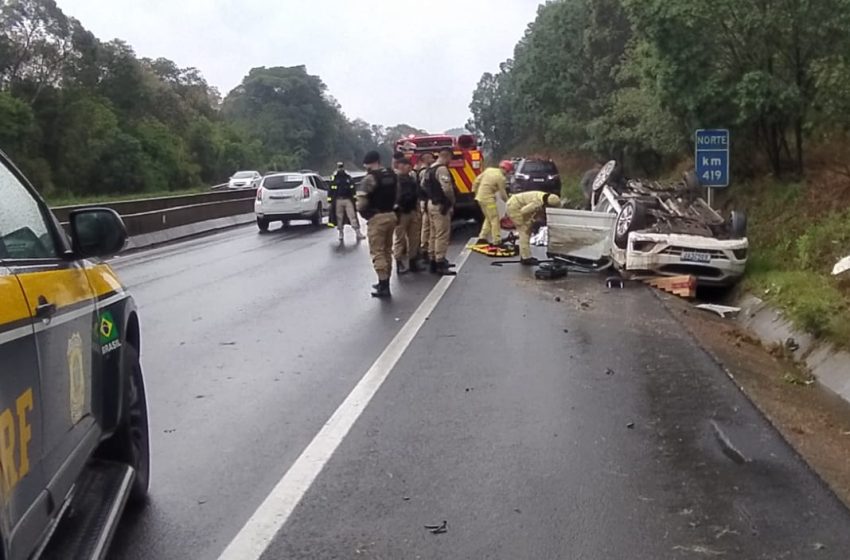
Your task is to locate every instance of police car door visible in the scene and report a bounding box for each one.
[0,181,51,554]
[0,158,97,513]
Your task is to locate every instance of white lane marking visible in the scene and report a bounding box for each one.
[217,241,474,560]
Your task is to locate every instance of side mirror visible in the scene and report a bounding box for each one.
[69,208,127,258]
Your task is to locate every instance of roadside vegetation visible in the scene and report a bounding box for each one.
[468,0,850,349]
[0,0,424,200]
[728,177,850,349]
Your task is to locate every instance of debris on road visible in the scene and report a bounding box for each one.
[606,276,624,289]
[711,420,750,464]
[783,373,815,387]
[425,521,448,534]
[695,304,742,319]
[606,368,615,376]
[219,341,237,346]
[535,262,568,280]
[627,422,635,429]
[671,544,726,556]
[785,337,801,352]
[833,255,850,276]
[644,275,697,299]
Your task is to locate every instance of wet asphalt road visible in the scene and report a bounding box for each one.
[108,222,850,559]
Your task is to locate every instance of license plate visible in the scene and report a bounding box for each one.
[681,250,711,263]
[533,178,545,183]
[270,194,292,200]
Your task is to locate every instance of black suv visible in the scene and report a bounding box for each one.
[0,149,149,559]
[511,158,562,196]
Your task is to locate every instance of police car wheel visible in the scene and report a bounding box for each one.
[257,217,269,232]
[98,344,150,505]
[311,206,322,227]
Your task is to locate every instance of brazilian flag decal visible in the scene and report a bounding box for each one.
[99,311,118,344]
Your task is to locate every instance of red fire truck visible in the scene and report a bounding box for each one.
[395,133,483,220]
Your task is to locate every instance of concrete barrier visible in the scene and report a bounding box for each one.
[120,197,255,237]
[52,187,254,223]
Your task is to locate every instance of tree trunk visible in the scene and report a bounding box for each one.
[794,118,804,175]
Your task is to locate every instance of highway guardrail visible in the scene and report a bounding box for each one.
[53,186,257,236]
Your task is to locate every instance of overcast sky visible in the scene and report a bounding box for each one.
[56,0,541,133]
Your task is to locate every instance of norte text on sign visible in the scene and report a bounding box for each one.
[695,129,730,188]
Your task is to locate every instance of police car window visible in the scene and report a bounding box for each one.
[0,162,57,260]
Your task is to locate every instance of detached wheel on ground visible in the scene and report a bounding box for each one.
[96,343,150,505]
[614,200,647,249]
[257,217,269,233]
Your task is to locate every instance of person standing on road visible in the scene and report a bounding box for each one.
[357,151,399,298]
[416,152,435,266]
[393,158,422,275]
[580,161,603,210]
[330,162,364,241]
[506,190,561,266]
[425,147,457,276]
[472,160,512,245]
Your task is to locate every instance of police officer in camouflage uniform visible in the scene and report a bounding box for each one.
[425,147,457,276]
[357,151,399,298]
[415,152,435,267]
[393,158,422,274]
[330,162,364,241]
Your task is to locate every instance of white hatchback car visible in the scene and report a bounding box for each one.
[228,170,262,189]
[255,172,328,232]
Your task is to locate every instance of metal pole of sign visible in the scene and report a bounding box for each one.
[707,187,715,209]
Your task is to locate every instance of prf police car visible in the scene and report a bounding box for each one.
[0,149,150,560]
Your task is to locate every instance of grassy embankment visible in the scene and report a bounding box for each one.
[725,178,850,350]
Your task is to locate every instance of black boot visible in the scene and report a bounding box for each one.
[430,258,439,274]
[371,279,391,298]
[475,237,489,245]
[436,260,457,276]
[409,258,422,273]
[520,257,540,266]
[397,259,410,275]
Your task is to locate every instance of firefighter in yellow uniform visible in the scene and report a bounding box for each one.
[416,152,435,266]
[425,147,457,276]
[473,160,512,245]
[357,151,399,298]
[506,190,561,266]
[393,158,422,274]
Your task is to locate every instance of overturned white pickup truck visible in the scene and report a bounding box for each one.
[547,161,749,286]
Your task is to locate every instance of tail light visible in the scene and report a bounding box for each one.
[256,187,264,201]
[303,186,310,199]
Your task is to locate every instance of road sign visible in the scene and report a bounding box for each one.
[695,129,730,188]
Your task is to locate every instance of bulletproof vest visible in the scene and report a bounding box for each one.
[416,168,430,201]
[367,168,398,213]
[426,165,450,206]
[334,171,354,198]
[397,173,419,213]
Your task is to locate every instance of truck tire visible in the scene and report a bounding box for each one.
[97,344,150,505]
[614,200,647,249]
[730,211,748,238]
